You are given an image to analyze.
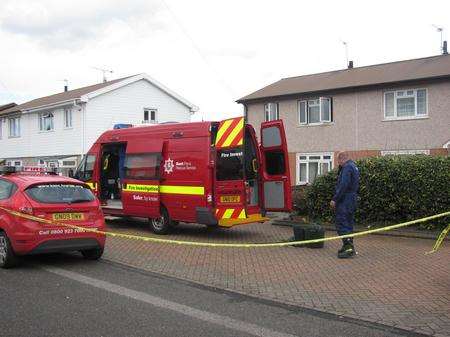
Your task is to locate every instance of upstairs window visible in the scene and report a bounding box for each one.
[384,89,427,119]
[39,112,54,131]
[298,97,332,125]
[143,108,157,124]
[9,117,20,137]
[264,103,279,121]
[64,108,73,128]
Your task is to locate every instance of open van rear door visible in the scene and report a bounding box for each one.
[260,120,292,212]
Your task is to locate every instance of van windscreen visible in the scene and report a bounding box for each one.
[216,148,243,181]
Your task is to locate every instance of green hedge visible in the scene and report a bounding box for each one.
[304,155,450,230]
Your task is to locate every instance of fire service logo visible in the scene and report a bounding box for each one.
[164,158,174,174]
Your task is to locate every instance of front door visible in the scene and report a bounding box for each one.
[260,120,292,212]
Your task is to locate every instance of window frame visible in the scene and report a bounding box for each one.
[296,152,333,185]
[143,108,158,124]
[264,102,279,122]
[383,88,428,120]
[64,108,73,129]
[39,112,55,132]
[8,116,21,138]
[381,149,430,156]
[298,97,332,125]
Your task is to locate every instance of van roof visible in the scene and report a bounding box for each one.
[97,121,215,143]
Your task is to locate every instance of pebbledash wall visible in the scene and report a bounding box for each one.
[246,79,450,186]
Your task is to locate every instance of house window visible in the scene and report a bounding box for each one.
[64,108,73,128]
[143,108,157,124]
[264,103,279,121]
[381,149,430,156]
[298,97,332,125]
[8,117,20,137]
[6,160,22,167]
[39,112,54,131]
[296,153,333,185]
[384,89,427,119]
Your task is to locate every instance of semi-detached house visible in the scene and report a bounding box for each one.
[0,73,197,174]
[238,54,450,186]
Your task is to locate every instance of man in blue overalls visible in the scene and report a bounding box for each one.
[330,152,360,258]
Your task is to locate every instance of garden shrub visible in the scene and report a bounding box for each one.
[305,155,450,230]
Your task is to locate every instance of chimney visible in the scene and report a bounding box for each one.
[63,79,68,92]
[64,85,68,92]
[348,60,354,69]
[443,40,448,55]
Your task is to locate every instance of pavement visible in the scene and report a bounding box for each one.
[102,217,450,337]
[0,254,421,337]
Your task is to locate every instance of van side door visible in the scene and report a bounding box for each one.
[260,120,292,211]
[122,140,163,218]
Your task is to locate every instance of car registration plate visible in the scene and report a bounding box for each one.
[52,213,84,221]
[220,195,240,203]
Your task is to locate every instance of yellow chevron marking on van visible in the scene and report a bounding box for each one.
[238,209,246,219]
[222,209,235,219]
[215,119,233,145]
[222,118,244,147]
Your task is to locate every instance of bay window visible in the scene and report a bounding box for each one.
[298,97,332,125]
[384,89,427,119]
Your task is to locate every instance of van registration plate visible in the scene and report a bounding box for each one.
[220,195,240,203]
[52,213,84,221]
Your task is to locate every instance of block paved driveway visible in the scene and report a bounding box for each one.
[103,217,450,337]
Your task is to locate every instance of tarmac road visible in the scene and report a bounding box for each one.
[0,254,428,337]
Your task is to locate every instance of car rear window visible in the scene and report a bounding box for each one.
[25,184,95,204]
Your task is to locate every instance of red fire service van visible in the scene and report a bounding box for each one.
[74,117,292,234]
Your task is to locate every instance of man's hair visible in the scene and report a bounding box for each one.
[337,152,349,161]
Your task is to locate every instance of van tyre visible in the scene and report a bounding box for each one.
[81,247,104,260]
[0,231,18,269]
[151,207,172,235]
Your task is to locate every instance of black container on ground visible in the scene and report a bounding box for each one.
[292,224,325,248]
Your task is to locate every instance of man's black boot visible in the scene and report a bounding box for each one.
[338,238,356,258]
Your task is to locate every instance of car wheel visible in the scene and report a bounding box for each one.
[0,231,18,269]
[150,207,172,235]
[81,247,104,260]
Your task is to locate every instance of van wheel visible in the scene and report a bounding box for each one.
[81,247,104,260]
[151,208,172,235]
[0,231,18,269]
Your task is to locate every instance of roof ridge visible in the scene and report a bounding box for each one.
[281,54,449,81]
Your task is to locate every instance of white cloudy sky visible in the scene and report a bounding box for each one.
[0,0,448,121]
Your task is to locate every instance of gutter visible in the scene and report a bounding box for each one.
[21,98,81,113]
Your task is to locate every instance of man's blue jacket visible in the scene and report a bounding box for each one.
[333,160,359,212]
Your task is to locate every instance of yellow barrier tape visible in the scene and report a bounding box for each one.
[426,223,450,254]
[0,206,449,249]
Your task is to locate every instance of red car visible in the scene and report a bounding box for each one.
[0,166,106,268]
